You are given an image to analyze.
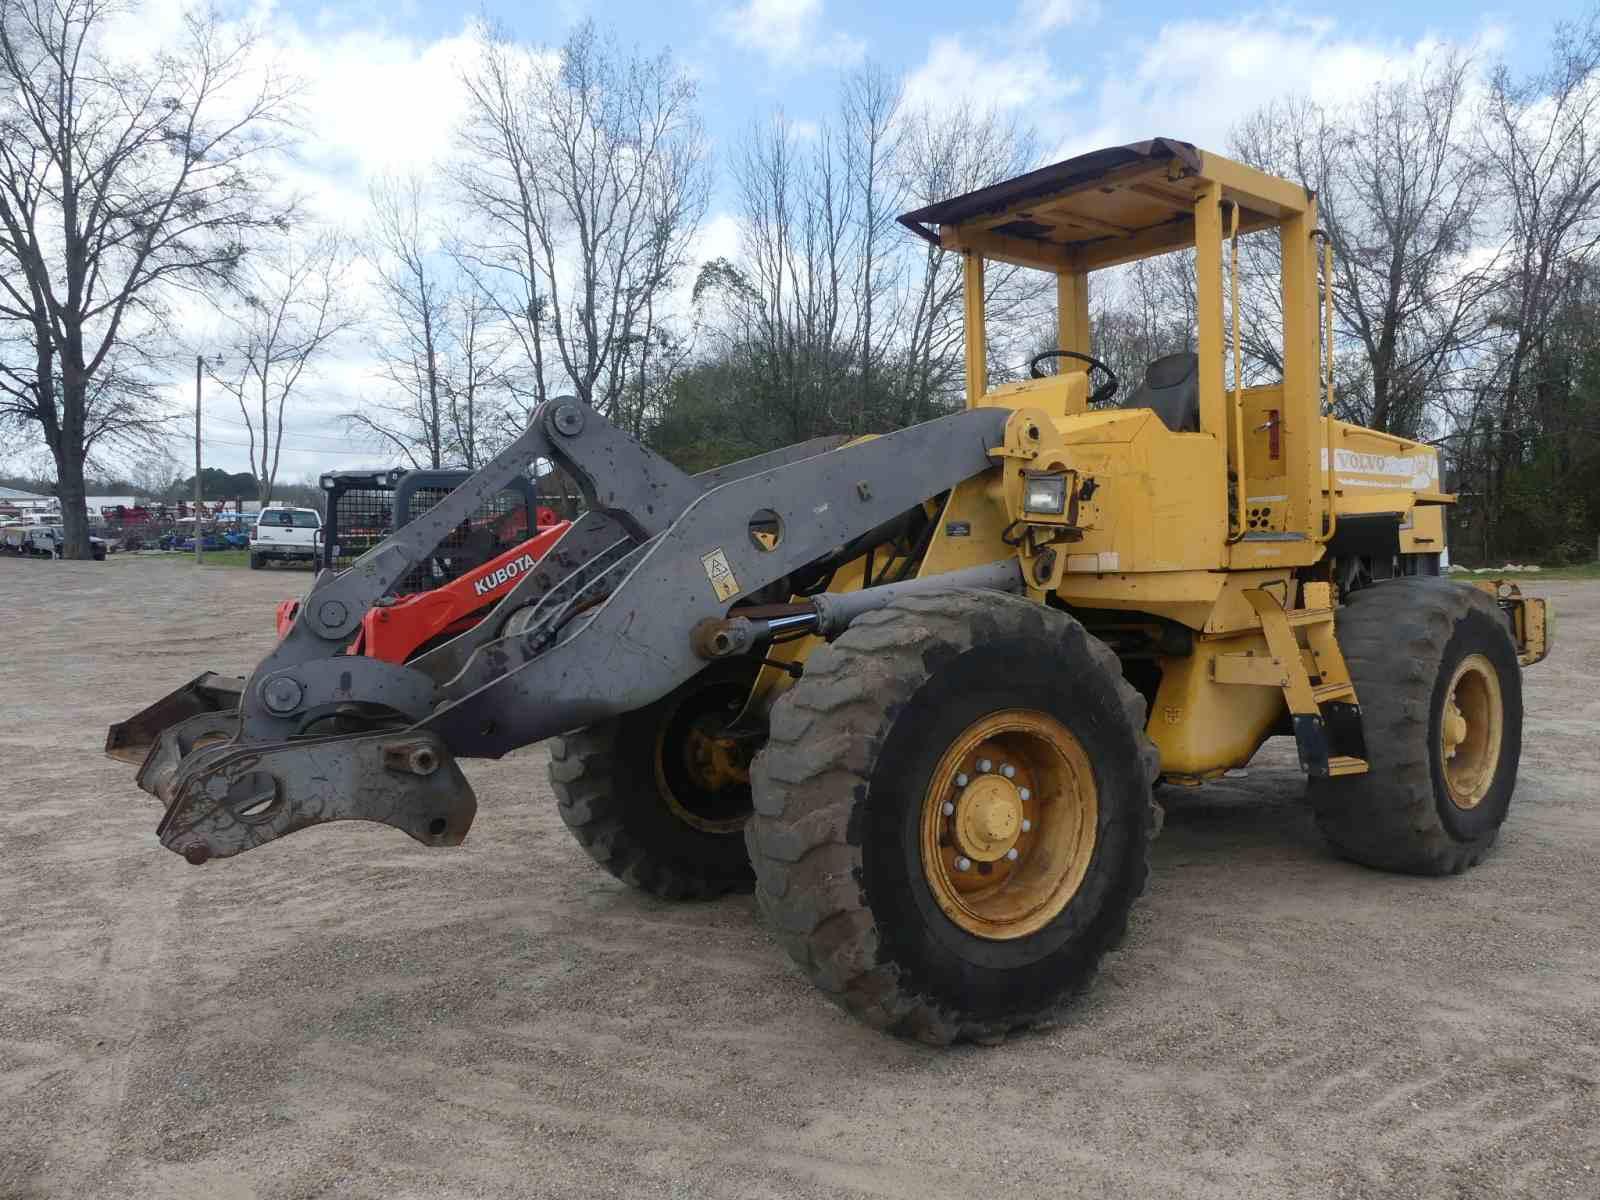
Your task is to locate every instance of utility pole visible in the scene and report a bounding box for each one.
[194,354,203,564]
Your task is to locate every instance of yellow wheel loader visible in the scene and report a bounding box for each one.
[107,139,1550,1044]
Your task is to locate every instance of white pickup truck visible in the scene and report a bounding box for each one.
[249,506,322,569]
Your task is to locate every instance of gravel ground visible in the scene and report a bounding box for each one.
[1,557,1596,1200]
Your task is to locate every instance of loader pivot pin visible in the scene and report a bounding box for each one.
[384,740,441,776]
[553,403,585,436]
[260,675,304,715]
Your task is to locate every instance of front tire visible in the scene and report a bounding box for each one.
[746,590,1159,1044]
[549,660,763,899]
[1309,578,1523,874]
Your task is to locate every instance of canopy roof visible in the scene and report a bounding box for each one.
[898,137,1312,273]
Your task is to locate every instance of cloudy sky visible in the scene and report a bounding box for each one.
[133,0,1574,483]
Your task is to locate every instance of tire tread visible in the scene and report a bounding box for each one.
[1309,578,1520,875]
[746,588,1159,1045]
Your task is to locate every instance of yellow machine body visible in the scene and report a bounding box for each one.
[763,139,1548,783]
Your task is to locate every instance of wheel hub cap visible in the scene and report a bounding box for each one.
[1440,653,1504,812]
[1442,703,1469,758]
[955,776,1023,861]
[919,710,1099,942]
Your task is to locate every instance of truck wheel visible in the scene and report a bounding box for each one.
[746,590,1160,1045]
[549,660,763,899]
[1309,578,1523,875]
[249,553,263,570]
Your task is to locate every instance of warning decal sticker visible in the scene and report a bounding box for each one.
[701,547,740,601]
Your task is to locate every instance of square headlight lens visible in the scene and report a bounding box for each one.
[1023,472,1068,515]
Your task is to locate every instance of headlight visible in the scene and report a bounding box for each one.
[1023,471,1068,515]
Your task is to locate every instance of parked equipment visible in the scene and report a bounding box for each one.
[6,524,107,558]
[107,139,1550,1043]
[274,468,570,663]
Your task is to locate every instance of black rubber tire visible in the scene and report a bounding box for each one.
[548,661,762,900]
[249,553,263,570]
[746,589,1160,1045]
[1309,578,1523,875]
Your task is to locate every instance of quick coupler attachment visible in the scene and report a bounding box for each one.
[105,672,244,766]
[149,730,477,865]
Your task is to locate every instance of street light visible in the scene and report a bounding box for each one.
[193,353,224,565]
[194,355,203,564]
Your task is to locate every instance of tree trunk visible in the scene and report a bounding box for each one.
[52,425,92,560]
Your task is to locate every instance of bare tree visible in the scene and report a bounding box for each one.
[1233,55,1493,436]
[0,0,296,556]
[729,109,859,439]
[352,173,452,468]
[1087,252,1199,396]
[1476,8,1600,528]
[661,92,1045,471]
[208,231,354,505]
[456,19,710,418]
[128,444,185,500]
[351,175,518,469]
[893,101,1043,421]
[843,64,903,428]
[443,285,516,467]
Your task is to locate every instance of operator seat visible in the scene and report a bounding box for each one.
[1121,351,1200,433]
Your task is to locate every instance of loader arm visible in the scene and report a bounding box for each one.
[111,398,1014,865]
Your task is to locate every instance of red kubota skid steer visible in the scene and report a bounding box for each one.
[273,467,570,664]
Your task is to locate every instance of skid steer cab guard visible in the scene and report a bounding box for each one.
[271,465,572,665]
[108,137,1549,1045]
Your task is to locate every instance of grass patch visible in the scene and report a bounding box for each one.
[1449,561,1600,581]
[1515,561,1600,581]
[123,548,251,568]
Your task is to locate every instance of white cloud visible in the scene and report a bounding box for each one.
[900,0,1097,120]
[902,34,1082,115]
[1066,13,1498,161]
[692,212,743,268]
[717,0,865,69]
[895,10,1508,174]
[1015,0,1096,35]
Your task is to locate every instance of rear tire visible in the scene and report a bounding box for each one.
[249,553,263,570]
[1309,578,1523,875]
[548,660,763,900]
[746,590,1159,1045]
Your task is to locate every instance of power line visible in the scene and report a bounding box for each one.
[198,409,361,443]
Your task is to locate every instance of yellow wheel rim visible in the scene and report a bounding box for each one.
[653,685,753,835]
[920,710,1098,941]
[1440,653,1504,811]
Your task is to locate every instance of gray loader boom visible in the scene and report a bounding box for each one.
[107,397,1016,865]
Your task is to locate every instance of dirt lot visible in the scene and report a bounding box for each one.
[1,557,1596,1200]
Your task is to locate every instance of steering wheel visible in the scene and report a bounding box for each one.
[1029,350,1119,405]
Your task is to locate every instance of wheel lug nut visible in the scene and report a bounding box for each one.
[1001,763,1016,778]
[942,802,955,816]
[955,856,972,872]
[977,758,992,773]
[1019,787,1031,802]
[955,773,968,787]
[1021,818,1032,832]
[1005,848,1019,861]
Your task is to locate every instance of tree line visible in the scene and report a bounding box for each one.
[1,0,1597,562]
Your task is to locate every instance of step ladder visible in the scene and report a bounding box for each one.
[1213,584,1369,779]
